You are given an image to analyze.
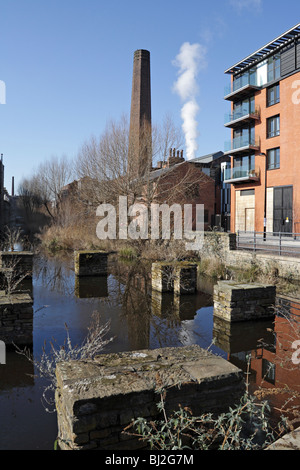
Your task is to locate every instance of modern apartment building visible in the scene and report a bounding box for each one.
[224,23,300,235]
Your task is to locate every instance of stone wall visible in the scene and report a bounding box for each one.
[74,250,108,277]
[201,232,236,261]
[200,232,300,281]
[55,345,244,450]
[0,251,33,279]
[151,262,174,292]
[213,280,276,322]
[0,291,33,346]
[151,262,197,294]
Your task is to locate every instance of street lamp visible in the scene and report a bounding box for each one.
[259,152,267,241]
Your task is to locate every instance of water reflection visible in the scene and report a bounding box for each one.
[213,294,300,421]
[75,276,108,299]
[213,316,274,355]
[30,255,216,353]
[0,252,299,449]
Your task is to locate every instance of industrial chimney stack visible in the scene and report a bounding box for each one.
[128,49,152,178]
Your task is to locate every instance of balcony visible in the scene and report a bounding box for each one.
[224,74,261,101]
[224,135,260,156]
[224,166,260,184]
[224,106,260,128]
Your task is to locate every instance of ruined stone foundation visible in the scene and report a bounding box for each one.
[55,345,244,450]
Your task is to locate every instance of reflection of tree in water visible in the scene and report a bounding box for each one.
[33,253,213,351]
[109,260,151,350]
[34,253,75,296]
[110,259,212,351]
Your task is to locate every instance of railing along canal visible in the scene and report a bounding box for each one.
[237,231,300,257]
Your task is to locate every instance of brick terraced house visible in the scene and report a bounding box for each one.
[224,23,300,235]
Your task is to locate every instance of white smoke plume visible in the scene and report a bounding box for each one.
[173,42,207,159]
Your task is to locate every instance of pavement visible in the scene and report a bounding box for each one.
[267,427,300,450]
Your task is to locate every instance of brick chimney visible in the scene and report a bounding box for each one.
[128,49,152,179]
[167,148,185,167]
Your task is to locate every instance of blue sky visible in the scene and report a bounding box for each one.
[0,0,300,191]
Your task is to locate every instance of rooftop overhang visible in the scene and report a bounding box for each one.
[225,23,300,76]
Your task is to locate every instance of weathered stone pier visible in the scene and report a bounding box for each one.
[213,280,276,322]
[0,250,34,347]
[0,291,33,346]
[74,250,108,277]
[0,251,33,279]
[55,345,244,450]
[151,262,198,295]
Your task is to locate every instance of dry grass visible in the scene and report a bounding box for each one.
[198,256,229,280]
[39,222,114,253]
[39,220,200,265]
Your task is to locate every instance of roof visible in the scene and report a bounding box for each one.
[149,151,224,181]
[188,151,224,164]
[225,23,300,75]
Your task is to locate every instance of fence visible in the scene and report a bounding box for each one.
[237,231,300,257]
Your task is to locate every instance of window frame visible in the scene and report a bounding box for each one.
[267,54,280,82]
[233,153,255,171]
[267,147,280,170]
[267,114,280,139]
[267,83,280,107]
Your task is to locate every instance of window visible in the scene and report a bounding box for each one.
[267,54,280,82]
[267,147,280,170]
[233,68,257,91]
[262,359,276,385]
[233,124,255,147]
[267,115,280,138]
[267,84,280,107]
[233,96,255,118]
[233,154,255,176]
[240,189,255,196]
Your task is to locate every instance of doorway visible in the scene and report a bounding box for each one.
[273,186,293,234]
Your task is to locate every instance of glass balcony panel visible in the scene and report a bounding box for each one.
[224,72,259,97]
[224,166,260,182]
[224,135,260,153]
[224,105,260,125]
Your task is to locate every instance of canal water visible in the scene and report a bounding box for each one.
[0,252,299,450]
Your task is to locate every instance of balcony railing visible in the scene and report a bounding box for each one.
[224,106,260,128]
[224,166,260,184]
[224,73,261,100]
[224,135,260,155]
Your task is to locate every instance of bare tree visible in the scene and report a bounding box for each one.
[152,113,184,165]
[18,155,74,220]
[75,113,186,208]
